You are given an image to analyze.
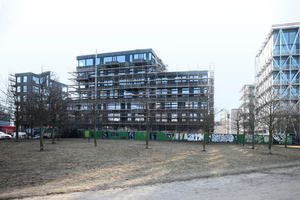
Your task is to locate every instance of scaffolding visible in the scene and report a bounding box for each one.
[69,49,214,133]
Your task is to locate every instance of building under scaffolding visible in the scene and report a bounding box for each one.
[69,49,214,132]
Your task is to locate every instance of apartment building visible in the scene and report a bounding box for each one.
[70,49,214,132]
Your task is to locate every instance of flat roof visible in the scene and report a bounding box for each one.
[272,22,300,29]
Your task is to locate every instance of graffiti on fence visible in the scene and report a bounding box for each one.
[211,134,234,142]
[111,131,119,137]
[150,132,157,140]
[273,135,283,144]
[187,133,203,141]
[103,131,108,139]
[128,131,135,139]
[165,133,172,139]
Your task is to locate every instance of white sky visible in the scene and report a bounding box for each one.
[1,0,300,114]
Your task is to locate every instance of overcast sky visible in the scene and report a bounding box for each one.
[1,0,300,116]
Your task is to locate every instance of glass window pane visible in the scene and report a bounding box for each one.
[23,76,27,82]
[86,59,93,66]
[117,56,125,62]
[79,60,85,66]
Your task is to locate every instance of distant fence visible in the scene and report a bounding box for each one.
[78,131,293,145]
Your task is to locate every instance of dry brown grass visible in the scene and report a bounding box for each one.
[0,138,300,199]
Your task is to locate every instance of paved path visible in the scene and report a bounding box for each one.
[22,166,300,200]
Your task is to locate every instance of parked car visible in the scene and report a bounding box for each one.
[0,131,12,139]
[12,132,27,139]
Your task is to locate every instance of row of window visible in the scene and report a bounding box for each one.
[17,76,27,83]
[106,113,202,122]
[76,102,207,110]
[78,53,154,67]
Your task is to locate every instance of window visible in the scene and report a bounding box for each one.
[156,103,161,109]
[23,76,27,82]
[86,59,93,66]
[127,113,132,121]
[96,58,100,65]
[17,77,21,83]
[33,76,39,84]
[134,53,146,60]
[104,57,112,64]
[156,114,161,122]
[117,56,125,62]
[148,53,152,60]
[182,88,189,94]
[171,102,178,109]
[162,114,167,122]
[17,86,21,92]
[172,114,177,122]
[162,78,167,84]
[33,86,39,93]
[23,86,27,92]
[135,114,144,121]
[79,60,85,66]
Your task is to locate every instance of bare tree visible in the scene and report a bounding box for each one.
[33,73,50,151]
[256,89,281,154]
[48,74,68,144]
[278,101,299,148]
[231,109,242,144]
[8,75,24,141]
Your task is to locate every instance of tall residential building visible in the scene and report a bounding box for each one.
[255,22,300,134]
[70,49,214,132]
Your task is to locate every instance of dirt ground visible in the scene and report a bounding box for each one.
[0,138,300,199]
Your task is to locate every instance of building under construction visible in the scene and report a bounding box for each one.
[70,49,214,133]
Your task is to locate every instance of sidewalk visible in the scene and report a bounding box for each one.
[22,165,300,200]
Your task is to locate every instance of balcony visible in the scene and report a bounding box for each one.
[102,61,120,67]
[132,59,147,65]
[76,75,89,80]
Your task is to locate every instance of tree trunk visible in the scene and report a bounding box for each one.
[94,123,97,147]
[252,131,254,149]
[40,125,44,151]
[202,132,206,151]
[15,122,19,142]
[285,126,288,148]
[243,133,245,146]
[57,129,60,141]
[51,125,55,144]
[146,107,148,149]
[30,126,33,139]
[236,129,239,144]
[268,129,272,154]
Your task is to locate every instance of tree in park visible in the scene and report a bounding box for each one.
[48,73,69,144]
[256,89,282,154]
[32,72,51,151]
[278,101,299,148]
[8,75,24,141]
[230,109,242,144]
